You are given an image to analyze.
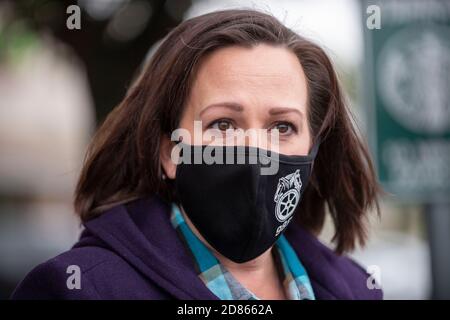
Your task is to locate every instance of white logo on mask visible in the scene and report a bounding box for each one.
[274,169,302,223]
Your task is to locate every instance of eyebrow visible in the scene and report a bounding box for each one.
[199,102,304,118]
[268,107,304,118]
[199,102,243,117]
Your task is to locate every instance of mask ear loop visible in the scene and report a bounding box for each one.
[308,137,322,173]
[308,137,321,159]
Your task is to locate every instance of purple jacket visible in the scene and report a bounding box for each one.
[11,196,382,300]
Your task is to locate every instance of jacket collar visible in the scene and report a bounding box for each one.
[84,196,217,299]
[83,196,357,300]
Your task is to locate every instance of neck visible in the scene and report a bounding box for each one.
[216,247,284,298]
[181,208,287,299]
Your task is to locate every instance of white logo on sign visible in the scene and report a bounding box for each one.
[377,25,450,134]
[274,169,302,223]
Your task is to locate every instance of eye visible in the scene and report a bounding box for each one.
[208,119,235,131]
[271,122,297,135]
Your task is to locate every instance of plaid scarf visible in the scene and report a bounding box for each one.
[170,203,315,300]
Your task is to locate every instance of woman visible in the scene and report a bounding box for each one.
[12,9,382,300]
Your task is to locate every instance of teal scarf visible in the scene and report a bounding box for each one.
[170,203,315,300]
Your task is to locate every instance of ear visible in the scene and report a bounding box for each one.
[160,135,177,180]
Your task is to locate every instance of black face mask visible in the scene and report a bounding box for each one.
[174,141,320,263]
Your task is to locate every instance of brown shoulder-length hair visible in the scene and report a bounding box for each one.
[74,9,380,254]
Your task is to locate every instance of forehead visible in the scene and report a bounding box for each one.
[189,44,308,108]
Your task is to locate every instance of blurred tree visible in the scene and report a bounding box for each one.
[2,0,192,123]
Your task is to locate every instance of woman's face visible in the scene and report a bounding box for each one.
[161,43,311,179]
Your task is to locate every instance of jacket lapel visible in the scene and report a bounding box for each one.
[284,223,355,299]
[84,196,218,300]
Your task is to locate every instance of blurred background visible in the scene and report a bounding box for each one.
[0,0,449,299]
